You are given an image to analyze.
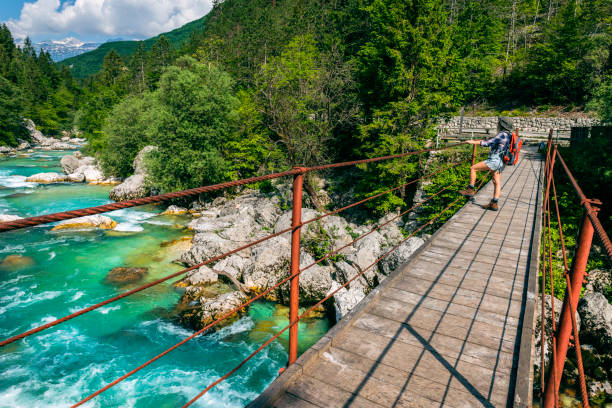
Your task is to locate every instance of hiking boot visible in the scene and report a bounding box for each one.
[459,187,475,197]
[484,200,499,211]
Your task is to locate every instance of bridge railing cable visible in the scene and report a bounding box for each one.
[71,168,487,407]
[0,158,469,349]
[0,141,491,406]
[540,131,611,408]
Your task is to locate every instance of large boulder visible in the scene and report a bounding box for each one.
[25,172,69,183]
[182,266,219,286]
[345,231,385,286]
[24,119,46,144]
[133,145,158,175]
[17,141,30,150]
[178,291,248,331]
[60,154,81,174]
[379,237,425,275]
[108,146,158,201]
[578,292,612,351]
[297,252,333,303]
[242,236,291,298]
[212,255,249,281]
[0,254,35,271]
[328,280,366,321]
[109,174,148,201]
[535,294,581,373]
[584,269,611,296]
[180,232,238,266]
[0,146,16,155]
[105,267,148,285]
[51,215,117,230]
[78,165,105,182]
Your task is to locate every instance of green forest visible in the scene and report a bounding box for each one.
[0,0,610,211]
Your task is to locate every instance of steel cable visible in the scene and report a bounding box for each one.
[0,143,468,233]
[72,171,483,407]
[182,181,479,407]
[0,159,468,349]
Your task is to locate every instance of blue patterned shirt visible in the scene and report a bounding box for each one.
[481,131,511,156]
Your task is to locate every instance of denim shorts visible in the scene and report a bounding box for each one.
[485,153,506,172]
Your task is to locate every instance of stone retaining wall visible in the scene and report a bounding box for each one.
[438,116,600,133]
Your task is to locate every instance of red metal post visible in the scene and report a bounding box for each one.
[543,206,598,407]
[471,144,477,166]
[288,168,305,365]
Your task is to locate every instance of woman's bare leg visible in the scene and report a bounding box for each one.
[470,161,490,186]
[492,171,501,199]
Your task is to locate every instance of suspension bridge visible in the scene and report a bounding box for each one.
[0,133,609,408]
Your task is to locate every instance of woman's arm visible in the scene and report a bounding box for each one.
[466,140,481,145]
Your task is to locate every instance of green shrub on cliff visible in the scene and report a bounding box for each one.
[101,57,240,191]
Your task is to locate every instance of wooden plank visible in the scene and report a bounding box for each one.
[285,375,384,408]
[352,312,517,372]
[401,267,525,300]
[319,347,490,408]
[381,287,521,329]
[389,278,524,318]
[272,393,322,408]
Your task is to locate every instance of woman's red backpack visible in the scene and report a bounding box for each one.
[503,129,523,165]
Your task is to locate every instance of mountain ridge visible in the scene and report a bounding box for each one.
[59,15,208,78]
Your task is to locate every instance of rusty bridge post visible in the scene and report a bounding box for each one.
[288,168,305,365]
[543,203,599,407]
[471,144,477,167]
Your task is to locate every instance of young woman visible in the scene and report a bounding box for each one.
[458,116,513,211]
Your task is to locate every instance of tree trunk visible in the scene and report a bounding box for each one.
[212,269,252,295]
[304,176,325,211]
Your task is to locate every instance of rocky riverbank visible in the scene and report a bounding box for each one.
[535,266,612,406]
[156,186,425,332]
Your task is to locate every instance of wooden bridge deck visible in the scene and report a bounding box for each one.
[251,147,543,408]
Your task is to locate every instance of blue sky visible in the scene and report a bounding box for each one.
[0,0,25,22]
[2,1,213,42]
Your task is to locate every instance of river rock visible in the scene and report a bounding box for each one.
[133,145,158,175]
[578,292,612,350]
[328,280,366,321]
[379,237,425,275]
[183,266,219,286]
[109,174,148,201]
[535,294,581,373]
[0,214,23,222]
[162,205,188,215]
[25,172,69,183]
[17,141,30,150]
[67,173,85,182]
[583,269,611,296]
[178,291,248,331]
[51,215,117,230]
[105,267,148,285]
[24,119,46,144]
[297,252,333,303]
[0,146,16,155]
[0,254,35,271]
[242,236,291,298]
[213,255,249,281]
[60,154,81,174]
[346,231,385,286]
[180,232,238,266]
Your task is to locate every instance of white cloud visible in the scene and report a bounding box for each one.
[6,0,213,40]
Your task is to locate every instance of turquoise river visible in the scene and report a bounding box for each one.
[0,150,330,407]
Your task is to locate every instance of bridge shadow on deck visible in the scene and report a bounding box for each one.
[250,149,543,408]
